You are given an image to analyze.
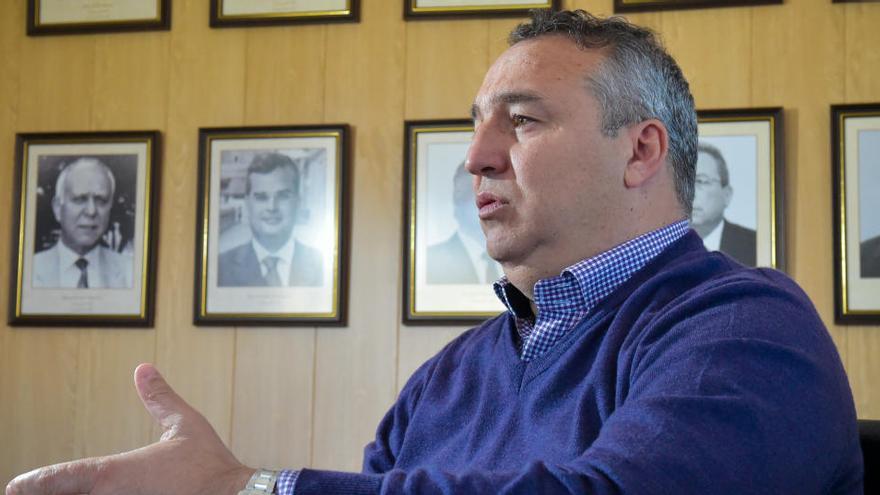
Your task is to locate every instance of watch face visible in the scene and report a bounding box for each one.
[238,490,269,495]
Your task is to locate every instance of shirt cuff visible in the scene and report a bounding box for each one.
[275,470,301,495]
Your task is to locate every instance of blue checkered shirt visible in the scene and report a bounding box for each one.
[275,221,689,493]
[494,220,690,361]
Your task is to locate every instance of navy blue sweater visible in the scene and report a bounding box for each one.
[295,232,863,494]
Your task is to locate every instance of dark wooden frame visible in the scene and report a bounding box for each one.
[8,130,161,326]
[403,119,505,326]
[194,125,350,326]
[210,0,359,28]
[831,103,880,324]
[696,107,786,271]
[614,0,781,13]
[27,0,170,36]
[404,0,558,20]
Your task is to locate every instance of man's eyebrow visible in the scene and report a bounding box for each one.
[470,91,544,121]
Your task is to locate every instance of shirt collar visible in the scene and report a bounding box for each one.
[251,234,297,267]
[700,218,725,251]
[493,220,691,319]
[57,240,102,267]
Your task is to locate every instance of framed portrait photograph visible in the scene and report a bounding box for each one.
[195,125,349,326]
[614,0,781,13]
[27,0,170,36]
[210,0,359,27]
[693,108,785,270]
[832,103,880,323]
[404,0,558,19]
[9,131,161,326]
[403,120,506,325]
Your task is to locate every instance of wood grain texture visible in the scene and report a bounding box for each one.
[2,0,880,486]
[841,2,880,419]
[313,0,406,471]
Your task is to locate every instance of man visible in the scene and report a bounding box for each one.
[863,233,880,277]
[32,157,132,289]
[218,152,322,287]
[427,162,502,284]
[8,10,862,495]
[690,141,757,265]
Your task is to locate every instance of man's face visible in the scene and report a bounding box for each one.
[52,162,113,255]
[690,151,731,229]
[246,167,298,244]
[466,36,629,268]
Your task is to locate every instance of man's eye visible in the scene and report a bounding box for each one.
[253,193,269,202]
[512,114,533,128]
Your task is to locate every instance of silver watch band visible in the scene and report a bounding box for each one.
[238,469,278,495]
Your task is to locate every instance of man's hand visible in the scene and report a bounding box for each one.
[6,363,255,495]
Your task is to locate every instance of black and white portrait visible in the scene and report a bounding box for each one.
[405,120,505,324]
[216,150,324,287]
[10,131,159,325]
[859,129,880,278]
[426,162,502,285]
[690,139,757,266]
[197,126,348,325]
[695,109,783,271]
[32,155,136,289]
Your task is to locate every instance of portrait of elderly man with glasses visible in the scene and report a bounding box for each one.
[689,141,757,266]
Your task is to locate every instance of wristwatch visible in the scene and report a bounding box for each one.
[238,469,278,495]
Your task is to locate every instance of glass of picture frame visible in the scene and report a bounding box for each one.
[195,125,349,326]
[9,131,161,326]
[403,119,506,325]
[832,103,880,324]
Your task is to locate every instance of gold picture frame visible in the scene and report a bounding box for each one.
[403,120,506,325]
[8,131,161,326]
[404,0,558,19]
[195,125,350,326]
[832,103,880,324]
[210,0,359,28]
[27,0,170,36]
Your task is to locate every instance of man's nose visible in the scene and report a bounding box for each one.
[83,197,97,216]
[465,122,511,179]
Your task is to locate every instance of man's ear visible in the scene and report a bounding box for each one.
[51,196,62,223]
[623,119,669,188]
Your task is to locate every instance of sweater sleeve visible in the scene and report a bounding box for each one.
[291,273,863,495]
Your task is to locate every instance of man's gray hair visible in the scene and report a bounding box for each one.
[54,157,116,203]
[509,9,698,214]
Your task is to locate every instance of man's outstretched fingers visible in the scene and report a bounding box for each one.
[6,457,103,495]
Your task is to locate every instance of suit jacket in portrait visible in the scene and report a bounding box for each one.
[32,243,133,289]
[426,232,499,285]
[861,235,880,278]
[217,240,323,287]
[719,220,757,267]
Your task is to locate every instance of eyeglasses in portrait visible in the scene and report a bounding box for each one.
[9,131,161,326]
[403,120,506,325]
[195,126,349,325]
[832,103,880,323]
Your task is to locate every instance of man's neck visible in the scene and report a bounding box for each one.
[502,216,688,303]
[693,217,723,238]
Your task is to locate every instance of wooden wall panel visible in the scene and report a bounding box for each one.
[842,2,880,419]
[3,0,880,487]
[313,0,406,471]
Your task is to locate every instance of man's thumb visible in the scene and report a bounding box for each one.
[134,363,191,439]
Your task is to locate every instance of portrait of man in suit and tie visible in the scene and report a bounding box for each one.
[690,142,757,266]
[217,152,323,287]
[426,162,502,285]
[32,157,134,289]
